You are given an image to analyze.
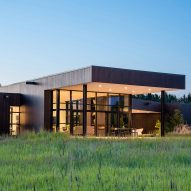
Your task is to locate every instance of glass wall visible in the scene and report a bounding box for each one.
[72,91,83,135]
[51,89,131,137]
[87,92,96,136]
[59,90,70,133]
[52,90,57,132]
[10,106,20,135]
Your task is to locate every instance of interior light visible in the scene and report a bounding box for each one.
[109,88,112,92]
[124,87,128,90]
[148,88,151,91]
[98,84,102,88]
[132,90,135,93]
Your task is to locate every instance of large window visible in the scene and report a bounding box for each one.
[10,106,20,135]
[52,90,70,133]
[52,90,57,132]
[51,89,131,137]
[59,90,70,132]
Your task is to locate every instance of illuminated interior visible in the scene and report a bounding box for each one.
[49,80,177,136]
[63,82,175,95]
[51,84,162,137]
[10,106,20,135]
[52,89,132,136]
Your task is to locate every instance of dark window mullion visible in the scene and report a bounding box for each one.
[56,90,60,132]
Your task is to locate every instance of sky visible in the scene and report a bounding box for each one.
[0,0,190,96]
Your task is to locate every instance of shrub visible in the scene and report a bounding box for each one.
[155,120,161,136]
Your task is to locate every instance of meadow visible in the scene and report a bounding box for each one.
[0,133,191,191]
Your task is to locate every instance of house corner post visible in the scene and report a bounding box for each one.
[161,91,165,137]
[128,94,133,129]
[83,84,87,136]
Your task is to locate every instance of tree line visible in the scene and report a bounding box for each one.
[133,93,191,104]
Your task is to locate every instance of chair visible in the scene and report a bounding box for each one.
[131,128,143,137]
[136,128,143,136]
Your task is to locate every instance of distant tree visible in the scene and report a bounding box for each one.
[133,92,191,104]
[170,109,184,127]
[165,109,184,132]
[188,93,191,103]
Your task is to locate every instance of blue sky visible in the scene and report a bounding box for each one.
[0,0,190,96]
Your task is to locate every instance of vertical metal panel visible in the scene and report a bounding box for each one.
[128,94,133,129]
[106,93,109,136]
[83,84,87,136]
[95,92,98,136]
[2,96,10,134]
[56,90,60,132]
[66,101,69,125]
[117,95,120,129]
[161,91,165,137]
[44,90,53,131]
[70,90,73,135]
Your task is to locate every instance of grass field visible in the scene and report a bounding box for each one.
[0,133,191,191]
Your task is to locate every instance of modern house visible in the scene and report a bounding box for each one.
[0,66,185,136]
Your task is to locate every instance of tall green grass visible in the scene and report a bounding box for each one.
[0,132,191,190]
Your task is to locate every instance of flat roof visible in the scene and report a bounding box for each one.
[0,66,185,94]
[91,66,185,90]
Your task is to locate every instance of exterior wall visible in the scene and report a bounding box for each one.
[0,66,186,133]
[132,113,160,134]
[132,99,161,112]
[0,67,92,131]
[44,90,53,131]
[92,66,185,89]
[133,98,191,126]
[0,93,21,134]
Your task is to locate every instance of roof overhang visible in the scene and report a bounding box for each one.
[91,66,185,90]
[60,66,185,94]
[61,66,185,94]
